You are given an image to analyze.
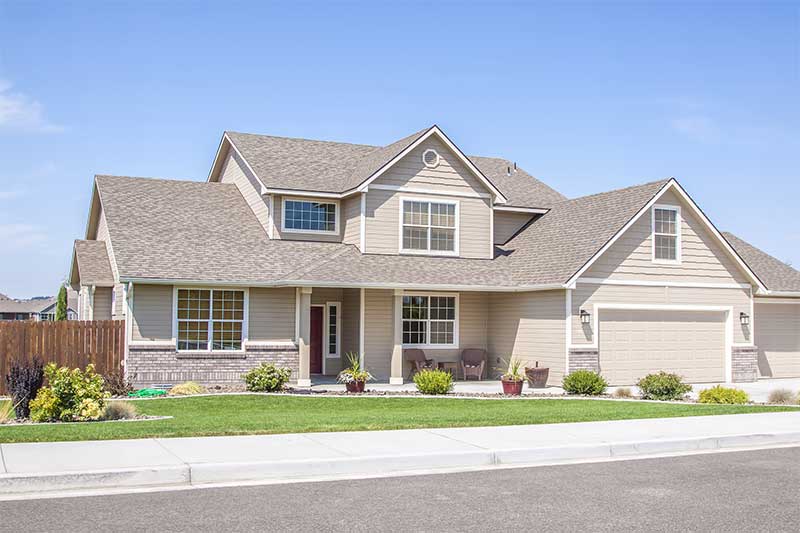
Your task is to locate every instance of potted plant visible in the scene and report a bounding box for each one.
[337,352,373,393]
[498,358,525,396]
[525,361,550,388]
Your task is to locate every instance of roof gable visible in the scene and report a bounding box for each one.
[723,232,800,293]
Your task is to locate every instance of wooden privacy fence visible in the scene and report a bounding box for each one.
[0,320,125,395]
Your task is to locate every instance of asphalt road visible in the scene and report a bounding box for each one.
[1,447,798,532]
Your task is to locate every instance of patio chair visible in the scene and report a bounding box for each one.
[405,348,435,379]
[460,349,486,381]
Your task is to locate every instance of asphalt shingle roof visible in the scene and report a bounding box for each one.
[0,297,56,314]
[723,232,800,292]
[225,128,566,209]
[73,240,115,286]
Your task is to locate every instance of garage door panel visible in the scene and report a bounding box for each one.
[599,309,726,385]
[755,303,800,378]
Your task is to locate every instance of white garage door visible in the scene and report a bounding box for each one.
[599,309,726,385]
[755,303,800,378]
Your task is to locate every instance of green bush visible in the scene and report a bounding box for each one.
[169,381,206,396]
[29,363,109,422]
[698,385,749,404]
[413,369,453,395]
[244,363,292,392]
[562,370,607,395]
[636,372,692,401]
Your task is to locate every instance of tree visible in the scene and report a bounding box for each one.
[55,284,67,321]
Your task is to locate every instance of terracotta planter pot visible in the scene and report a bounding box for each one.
[525,367,550,388]
[345,380,366,393]
[501,378,524,396]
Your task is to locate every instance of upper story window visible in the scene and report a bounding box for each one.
[282,198,338,234]
[400,198,458,256]
[176,289,245,351]
[652,205,680,263]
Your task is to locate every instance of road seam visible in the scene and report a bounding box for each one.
[0,444,6,474]
[152,439,193,485]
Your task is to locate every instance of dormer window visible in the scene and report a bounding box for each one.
[282,198,338,234]
[652,205,680,263]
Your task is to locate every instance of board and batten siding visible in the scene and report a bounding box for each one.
[572,283,752,345]
[493,211,534,245]
[365,188,492,259]
[487,290,567,384]
[272,195,344,243]
[248,287,296,342]
[341,195,361,247]
[218,150,271,236]
[131,284,173,342]
[585,190,750,284]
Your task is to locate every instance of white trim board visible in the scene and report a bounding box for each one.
[578,277,751,290]
[397,195,460,257]
[280,196,340,236]
[651,204,682,265]
[370,183,491,200]
[564,179,767,292]
[493,206,549,214]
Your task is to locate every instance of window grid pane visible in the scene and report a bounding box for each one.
[653,208,678,260]
[285,200,336,232]
[402,295,455,346]
[402,201,455,253]
[178,289,244,351]
[328,306,338,355]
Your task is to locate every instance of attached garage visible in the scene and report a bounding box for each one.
[598,309,727,385]
[755,302,800,378]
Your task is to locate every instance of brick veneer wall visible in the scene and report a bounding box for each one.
[731,345,758,383]
[568,348,600,374]
[126,343,299,387]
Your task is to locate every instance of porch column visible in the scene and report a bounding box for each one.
[297,287,313,387]
[390,289,404,385]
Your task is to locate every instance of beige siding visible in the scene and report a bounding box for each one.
[373,136,488,194]
[93,287,113,320]
[132,284,173,342]
[341,195,361,247]
[585,190,750,284]
[755,302,800,378]
[219,150,271,236]
[95,208,119,281]
[249,287,295,342]
[311,288,343,306]
[487,290,567,385]
[273,195,343,242]
[363,289,393,379]
[112,284,125,319]
[341,288,360,357]
[365,188,492,259]
[572,283,751,344]
[493,211,533,245]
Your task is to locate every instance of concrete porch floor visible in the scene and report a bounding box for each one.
[307,376,800,403]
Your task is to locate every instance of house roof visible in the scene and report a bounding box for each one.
[722,232,800,292]
[220,128,565,208]
[73,240,115,287]
[0,296,56,314]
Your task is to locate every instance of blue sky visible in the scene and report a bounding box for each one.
[0,1,797,298]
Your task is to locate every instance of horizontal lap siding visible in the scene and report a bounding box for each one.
[341,195,361,247]
[249,288,295,342]
[363,289,393,379]
[585,190,749,284]
[341,289,360,357]
[493,211,533,245]
[219,151,271,236]
[365,189,492,259]
[93,287,114,320]
[132,284,173,342]
[273,195,343,242]
[754,302,800,378]
[572,284,751,344]
[487,290,566,384]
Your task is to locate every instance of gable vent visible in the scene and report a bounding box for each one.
[422,149,440,168]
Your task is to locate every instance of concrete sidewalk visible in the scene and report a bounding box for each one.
[2,412,800,499]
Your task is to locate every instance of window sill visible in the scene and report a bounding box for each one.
[651,259,682,266]
[402,344,458,350]
[399,250,459,258]
[176,351,246,360]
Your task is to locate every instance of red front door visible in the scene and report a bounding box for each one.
[310,306,323,374]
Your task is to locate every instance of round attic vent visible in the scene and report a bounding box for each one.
[422,149,440,168]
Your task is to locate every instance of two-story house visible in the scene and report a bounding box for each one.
[69,125,800,387]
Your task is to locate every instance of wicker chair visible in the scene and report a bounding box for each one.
[405,348,436,379]
[460,349,486,381]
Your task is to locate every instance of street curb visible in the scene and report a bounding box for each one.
[2,431,799,497]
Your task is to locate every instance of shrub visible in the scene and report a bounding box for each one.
[0,400,15,423]
[636,372,692,401]
[29,363,109,422]
[562,370,607,395]
[767,388,795,405]
[337,352,373,384]
[169,381,206,396]
[498,358,524,382]
[244,363,292,392]
[5,357,44,419]
[698,385,749,405]
[104,369,135,397]
[414,369,454,395]
[102,401,138,421]
[613,387,633,398]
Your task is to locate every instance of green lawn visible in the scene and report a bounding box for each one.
[0,395,795,443]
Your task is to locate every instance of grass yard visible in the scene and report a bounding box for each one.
[0,395,795,443]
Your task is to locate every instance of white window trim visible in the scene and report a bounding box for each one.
[651,204,682,265]
[325,301,341,359]
[173,286,249,353]
[280,196,340,235]
[401,292,459,349]
[398,195,460,257]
